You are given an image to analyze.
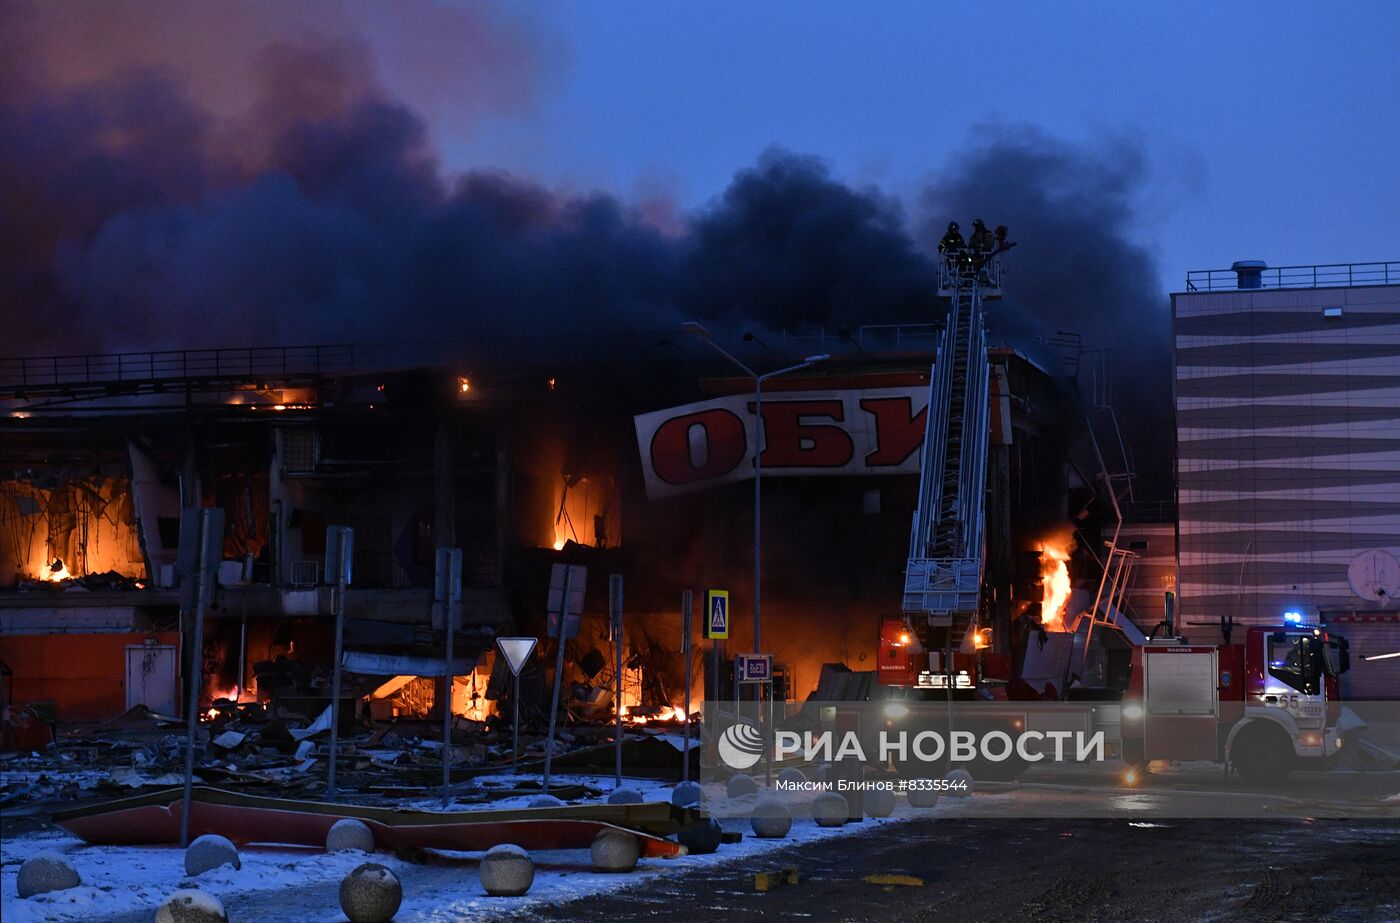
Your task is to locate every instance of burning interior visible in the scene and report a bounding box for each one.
[0,337,1144,772]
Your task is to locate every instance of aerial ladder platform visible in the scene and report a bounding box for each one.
[902,249,1003,648]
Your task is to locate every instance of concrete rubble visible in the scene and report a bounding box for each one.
[0,696,702,815]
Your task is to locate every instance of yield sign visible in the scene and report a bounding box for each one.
[496,637,538,676]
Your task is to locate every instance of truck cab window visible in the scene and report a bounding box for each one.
[1268,634,1321,695]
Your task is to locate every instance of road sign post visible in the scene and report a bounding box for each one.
[542,564,586,791]
[736,653,773,683]
[680,589,693,782]
[546,563,587,640]
[326,525,354,800]
[496,637,538,776]
[703,589,729,741]
[610,574,624,789]
[702,589,729,640]
[736,654,774,784]
[178,507,223,848]
[437,547,463,806]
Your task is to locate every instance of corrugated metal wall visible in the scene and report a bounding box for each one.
[1173,283,1400,626]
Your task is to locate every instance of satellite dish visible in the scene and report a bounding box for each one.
[1347,549,1400,602]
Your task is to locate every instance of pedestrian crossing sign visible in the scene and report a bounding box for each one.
[703,589,729,640]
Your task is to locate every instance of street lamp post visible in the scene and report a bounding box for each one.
[682,322,829,654]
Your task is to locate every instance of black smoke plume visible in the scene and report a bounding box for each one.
[922,126,1172,494]
[1,10,1171,492]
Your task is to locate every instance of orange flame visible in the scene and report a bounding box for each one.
[625,704,689,724]
[449,676,498,722]
[42,560,72,582]
[1040,539,1073,632]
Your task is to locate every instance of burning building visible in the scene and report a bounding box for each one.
[0,317,1131,734]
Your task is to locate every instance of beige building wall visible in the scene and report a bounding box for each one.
[1173,281,1400,625]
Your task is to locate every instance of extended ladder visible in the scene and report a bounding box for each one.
[903,252,1001,628]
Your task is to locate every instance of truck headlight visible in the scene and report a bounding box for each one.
[1122,704,1144,721]
[883,703,910,720]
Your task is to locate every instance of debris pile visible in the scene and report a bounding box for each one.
[1,691,700,813]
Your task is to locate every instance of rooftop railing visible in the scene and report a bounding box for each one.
[0,335,631,392]
[1185,260,1400,292]
[0,324,948,394]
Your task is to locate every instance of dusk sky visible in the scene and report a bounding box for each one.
[4,0,1398,359]
[467,1,1400,290]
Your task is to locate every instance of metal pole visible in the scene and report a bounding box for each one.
[542,565,572,792]
[765,678,774,786]
[709,640,718,741]
[752,377,764,758]
[237,598,247,703]
[511,671,521,775]
[612,574,623,789]
[327,528,349,800]
[180,511,211,848]
[441,591,455,807]
[754,377,762,654]
[681,589,693,783]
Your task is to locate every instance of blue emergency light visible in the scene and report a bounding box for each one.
[1283,610,1304,624]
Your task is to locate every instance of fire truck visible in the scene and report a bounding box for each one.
[1117,617,1349,781]
[877,242,1351,783]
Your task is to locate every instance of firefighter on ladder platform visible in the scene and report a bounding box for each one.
[939,219,1013,273]
[937,221,965,256]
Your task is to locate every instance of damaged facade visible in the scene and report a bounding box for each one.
[0,330,1132,757]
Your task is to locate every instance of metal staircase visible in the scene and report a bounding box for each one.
[903,253,1000,628]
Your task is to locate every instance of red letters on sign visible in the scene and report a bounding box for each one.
[649,408,748,485]
[753,400,854,468]
[860,397,927,466]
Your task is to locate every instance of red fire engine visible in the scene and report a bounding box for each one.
[878,242,1351,782]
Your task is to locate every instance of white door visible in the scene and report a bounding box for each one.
[125,644,178,715]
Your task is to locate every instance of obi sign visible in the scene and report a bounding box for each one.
[633,387,929,499]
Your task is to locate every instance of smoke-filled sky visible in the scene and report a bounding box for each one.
[2,0,1396,496]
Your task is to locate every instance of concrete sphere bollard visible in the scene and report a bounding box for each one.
[944,768,974,797]
[776,768,808,789]
[750,797,793,838]
[529,794,565,808]
[726,773,759,798]
[811,791,849,827]
[906,782,940,808]
[670,781,705,807]
[675,817,723,855]
[154,889,228,923]
[606,787,643,805]
[16,852,81,898]
[326,818,376,853]
[865,787,897,818]
[478,844,535,896]
[184,835,240,877]
[338,862,403,923]
[590,830,640,873]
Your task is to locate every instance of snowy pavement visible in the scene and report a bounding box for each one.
[1,774,955,923]
[6,766,1398,921]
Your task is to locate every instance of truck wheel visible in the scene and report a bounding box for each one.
[1232,724,1295,784]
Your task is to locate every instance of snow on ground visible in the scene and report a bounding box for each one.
[16,764,1388,921]
[1,773,979,923]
